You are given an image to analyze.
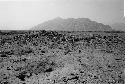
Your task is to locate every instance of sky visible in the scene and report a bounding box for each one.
[0,0,124,30]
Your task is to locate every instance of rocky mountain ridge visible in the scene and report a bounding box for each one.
[31,17,113,31]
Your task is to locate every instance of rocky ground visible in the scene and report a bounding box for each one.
[0,30,125,84]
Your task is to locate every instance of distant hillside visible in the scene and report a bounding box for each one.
[31,17,113,31]
[111,23,125,31]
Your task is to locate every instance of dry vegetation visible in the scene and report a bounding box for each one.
[0,30,125,84]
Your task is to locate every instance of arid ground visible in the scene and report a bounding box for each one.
[0,30,125,84]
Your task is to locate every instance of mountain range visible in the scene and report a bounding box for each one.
[110,22,125,31]
[31,17,113,31]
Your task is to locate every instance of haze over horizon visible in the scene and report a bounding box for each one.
[0,0,124,30]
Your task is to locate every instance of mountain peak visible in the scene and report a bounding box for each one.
[54,17,63,20]
[31,17,113,31]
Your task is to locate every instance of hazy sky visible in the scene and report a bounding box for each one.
[0,0,124,30]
